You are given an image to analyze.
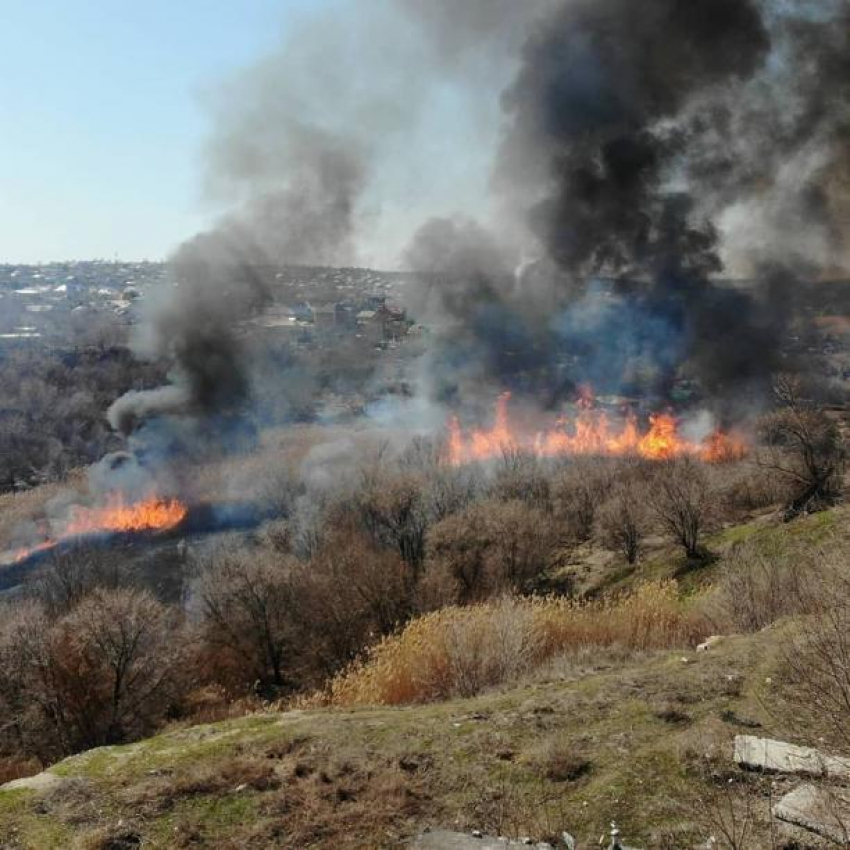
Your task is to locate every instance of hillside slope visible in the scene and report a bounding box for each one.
[2,506,847,848]
[0,625,809,849]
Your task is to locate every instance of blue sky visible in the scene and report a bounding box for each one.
[0,0,318,262]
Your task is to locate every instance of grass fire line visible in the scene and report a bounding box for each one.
[4,494,187,566]
[446,391,748,465]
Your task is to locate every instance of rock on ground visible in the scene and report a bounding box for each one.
[1,771,63,793]
[734,735,850,779]
[696,635,724,652]
[773,783,850,844]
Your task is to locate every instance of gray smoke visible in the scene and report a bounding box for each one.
[409,0,850,413]
[110,0,849,451]
[108,0,549,442]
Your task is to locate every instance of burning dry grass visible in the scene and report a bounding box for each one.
[325,582,706,707]
[446,391,748,465]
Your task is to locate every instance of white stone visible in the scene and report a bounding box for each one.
[734,735,850,778]
[0,771,63,793]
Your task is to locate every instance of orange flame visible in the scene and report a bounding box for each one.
[4,494,187,565]
[445,391,747,465]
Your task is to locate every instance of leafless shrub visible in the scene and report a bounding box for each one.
[758,374,846,519]
[692,776,771,850]
[710,460,787,518]
[485,771,573,846]
[259,518,292,553]
[491,449,552,509]
[780,553,850,754]
[289,528,414,681]
[424,498,554,605]
[196,527,415,694]
[353,470,430,570]
[552,457,614,543]
[0,589,186,760]
[648,457,712,559]
[705,536,829,633]
[704,522,850,638]
[196,545,296,693]
[423,464,481,523]
[31,545,131,615]
[424,502,493,605]
[478,499,554,593]
[595,480,651,564]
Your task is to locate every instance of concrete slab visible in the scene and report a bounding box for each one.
[734,735,850,779]
[773,783,850,844]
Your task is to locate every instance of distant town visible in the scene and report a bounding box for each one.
[0,261,421,350]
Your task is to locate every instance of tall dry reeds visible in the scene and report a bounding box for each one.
[326,582,705,707]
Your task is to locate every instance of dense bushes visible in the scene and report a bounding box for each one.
[424,498,553,604]
[0,589,185,762]
[194,529,414,696]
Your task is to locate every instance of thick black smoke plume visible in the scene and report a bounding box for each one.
[414,0,850,413]
[108,230,272,438]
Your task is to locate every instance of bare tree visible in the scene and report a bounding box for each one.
[484,499,554,592]
[59,588,186,747]
[290,529,414,681]
[491,449,552,510]
[31,545,130,615]
[197,546,295,692]
[759,374,846,519]
[0,600,59,761]
[354,471,430,571]
[596,482,650,565]
[425,498,554,604]
[553,458,613,543]
[0,590,185,760]
[423,464,480,523]
[426,503,493,604]
[649,457,711,560]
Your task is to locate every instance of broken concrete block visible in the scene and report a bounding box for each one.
[734,735,850,779]
[773,783,850,844]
